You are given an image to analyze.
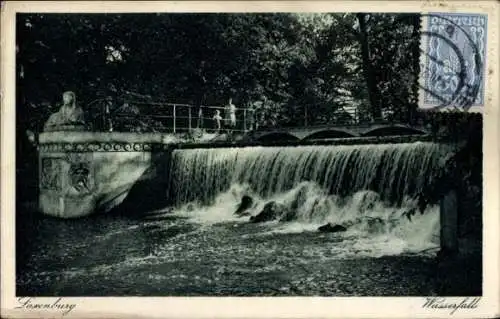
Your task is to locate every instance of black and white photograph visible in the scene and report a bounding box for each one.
[2,1,498,317]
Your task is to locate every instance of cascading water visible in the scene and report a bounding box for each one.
[18,141,463,296]
[166,142,453,257]
[169,142,448,205]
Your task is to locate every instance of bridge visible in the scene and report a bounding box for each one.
[247,123,429,142]
[85,97,430,142]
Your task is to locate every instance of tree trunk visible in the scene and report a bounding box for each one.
[356,13,382,121]
[409,14,421,124]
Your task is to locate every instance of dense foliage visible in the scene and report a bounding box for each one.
[16,13,426,131]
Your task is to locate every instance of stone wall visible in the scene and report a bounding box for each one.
[38,132,176,218]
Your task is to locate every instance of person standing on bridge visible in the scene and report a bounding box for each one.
[212,109,223,133]
[224,98,237,132]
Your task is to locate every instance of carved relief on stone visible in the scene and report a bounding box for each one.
[38,142,168,153]
[65,153,94,195]
[40,158,63,191]
[69,162,91,193]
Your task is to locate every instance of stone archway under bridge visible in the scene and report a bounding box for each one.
[247,123,429,142]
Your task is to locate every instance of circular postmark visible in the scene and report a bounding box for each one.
[419,13,485,111]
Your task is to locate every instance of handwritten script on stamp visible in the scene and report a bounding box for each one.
[419,13,488,112]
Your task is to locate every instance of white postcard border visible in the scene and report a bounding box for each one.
[1,1,499,318]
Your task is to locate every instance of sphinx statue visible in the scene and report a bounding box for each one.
[44,91,86,132]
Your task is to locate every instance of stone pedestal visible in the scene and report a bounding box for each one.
[38,132,175,218]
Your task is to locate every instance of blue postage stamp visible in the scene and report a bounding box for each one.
[419,13,488,111]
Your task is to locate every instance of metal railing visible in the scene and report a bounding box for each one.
[86,96,366,133]
[90,99,257,134]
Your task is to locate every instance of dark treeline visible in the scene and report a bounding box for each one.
[17,12,425,132]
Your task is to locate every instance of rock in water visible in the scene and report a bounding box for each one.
[318,223,347,233]
[235,195,253,216]
[401,208,417,221]
[250,201,284,223]
[290,184,309,211]
[279,209,297,222]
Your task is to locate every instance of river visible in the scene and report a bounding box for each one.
[16,142,481,296]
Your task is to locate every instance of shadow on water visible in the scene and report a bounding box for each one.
[15,201,196,296]
[99,151,174,219]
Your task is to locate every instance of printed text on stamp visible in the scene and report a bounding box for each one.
[420,13,487,110]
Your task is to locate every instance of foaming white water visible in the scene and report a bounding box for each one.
[170,181,440,256]
[167,142,449,257]
[174,183,256,224]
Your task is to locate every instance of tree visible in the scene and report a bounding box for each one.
[357,13,421,123]
[16,12,425,132]
[356,13,382,121]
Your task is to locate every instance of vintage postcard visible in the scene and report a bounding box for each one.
[1,1,499,318]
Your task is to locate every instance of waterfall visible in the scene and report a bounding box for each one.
[164,142,453,254]
[168,142,450,207]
